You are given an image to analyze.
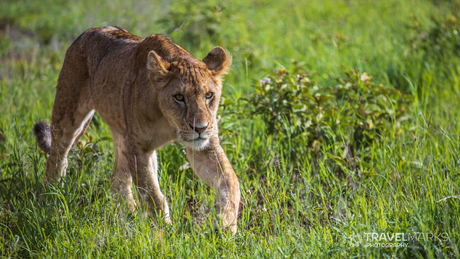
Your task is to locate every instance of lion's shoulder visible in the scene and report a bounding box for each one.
[81,27,198,73]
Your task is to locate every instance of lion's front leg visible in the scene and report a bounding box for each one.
[125,146,171,224]
[110,131,137,213]
[186,137,240,235]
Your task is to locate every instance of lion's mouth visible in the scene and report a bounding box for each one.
[187,136,208,142]
[180,131,210,141]
[179,130,211,149]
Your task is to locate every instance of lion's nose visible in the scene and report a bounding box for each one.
[189,123,208,134]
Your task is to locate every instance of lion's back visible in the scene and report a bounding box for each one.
[67,26,142,75]
[54,27,143,132]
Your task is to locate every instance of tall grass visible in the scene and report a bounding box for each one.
[1,0,459,257]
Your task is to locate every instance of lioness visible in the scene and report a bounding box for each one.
[34,26,240,234]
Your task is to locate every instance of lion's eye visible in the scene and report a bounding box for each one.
[174,94,184,102]
[205,92,214,99]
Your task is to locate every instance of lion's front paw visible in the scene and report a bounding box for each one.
[212,208,238,235]
[226,220,237,235]
[211,218,237,235]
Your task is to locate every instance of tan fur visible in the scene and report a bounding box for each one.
[36,26,240,234]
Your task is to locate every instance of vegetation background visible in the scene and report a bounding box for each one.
[1,0,460,257]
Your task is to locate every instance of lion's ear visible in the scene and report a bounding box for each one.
[147,50,170,82]
[202,46,232,76]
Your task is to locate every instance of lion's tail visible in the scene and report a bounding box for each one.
[33,121,51,154]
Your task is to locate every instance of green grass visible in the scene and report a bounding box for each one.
[1,0,460,257]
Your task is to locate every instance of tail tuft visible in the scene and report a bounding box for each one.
[34,121,51,154]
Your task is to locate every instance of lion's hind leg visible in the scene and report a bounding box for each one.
[43,49,94,185]
[44,108,94,185]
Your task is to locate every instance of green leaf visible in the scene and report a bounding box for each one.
[224,98,234,106]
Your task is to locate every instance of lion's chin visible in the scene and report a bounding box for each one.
[184,138,210,151]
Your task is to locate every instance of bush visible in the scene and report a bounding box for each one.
[236,64,413,173]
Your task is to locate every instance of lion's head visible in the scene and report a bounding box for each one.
[146,45,231,150]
